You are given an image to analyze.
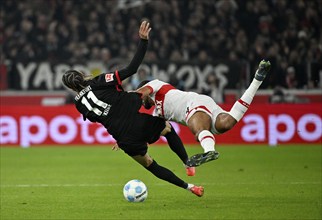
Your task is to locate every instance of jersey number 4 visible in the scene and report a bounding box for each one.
[81,91,109,116]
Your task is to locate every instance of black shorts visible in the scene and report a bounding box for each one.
[116,114,166,156]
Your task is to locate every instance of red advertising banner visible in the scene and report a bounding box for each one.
[0,104,321,147]
[218,103,322,145]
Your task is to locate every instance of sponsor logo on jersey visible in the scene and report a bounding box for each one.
[105,73,114,82]
[155,100,163,117]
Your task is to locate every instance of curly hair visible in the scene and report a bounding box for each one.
[62,70,90,92]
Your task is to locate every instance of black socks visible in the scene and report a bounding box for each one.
[164,125,189,164]
[145,160,188,189]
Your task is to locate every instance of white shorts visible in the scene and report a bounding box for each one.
[184,93,226,134]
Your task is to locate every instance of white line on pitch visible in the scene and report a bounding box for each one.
[0,183,117,188]
[0,182,320,188]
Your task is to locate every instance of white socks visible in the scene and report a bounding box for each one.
[229,78,262,122]
[186,183,194,190]
[198,130,215,152]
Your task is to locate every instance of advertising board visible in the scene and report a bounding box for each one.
[1,104,321,147]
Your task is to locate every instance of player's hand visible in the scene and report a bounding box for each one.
[112,143,120,151]
[139,21,151,40]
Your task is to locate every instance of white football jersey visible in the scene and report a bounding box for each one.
[144,79,225,133]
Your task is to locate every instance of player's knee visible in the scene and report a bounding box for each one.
[142,156,153,167]
[132,153,154,167]
[160,121,171,136]
[145,158,153,167]
[215,113,236,133]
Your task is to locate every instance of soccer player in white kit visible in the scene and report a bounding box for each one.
[137,60,271,167]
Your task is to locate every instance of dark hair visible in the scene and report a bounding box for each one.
[136,80,150,90]
[62,70,89,92]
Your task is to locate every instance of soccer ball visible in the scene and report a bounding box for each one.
[123,179,148,202]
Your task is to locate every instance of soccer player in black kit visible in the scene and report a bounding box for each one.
[62,21,203,197]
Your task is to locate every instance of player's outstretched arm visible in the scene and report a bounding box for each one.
[118,21,151,81]
[138,20,151,40]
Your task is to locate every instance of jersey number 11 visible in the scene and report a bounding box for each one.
[81,91,109,116]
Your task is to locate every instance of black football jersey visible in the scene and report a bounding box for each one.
[74,71,142,138]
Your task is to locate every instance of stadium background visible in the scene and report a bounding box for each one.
[1,0,321,147]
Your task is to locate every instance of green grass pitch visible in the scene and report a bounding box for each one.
[1,145,321,220]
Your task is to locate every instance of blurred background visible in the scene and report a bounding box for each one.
[0,0,321,146]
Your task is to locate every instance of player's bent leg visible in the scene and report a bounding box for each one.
[187,112,215,152]
[146,160,203,197]
[163,123,189,164]
[214,113,237,134]
[187,112,212,137]
[133,154,203,196]
[187,112,220,167]
[131,153,154,167]
[163,123,195,176]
